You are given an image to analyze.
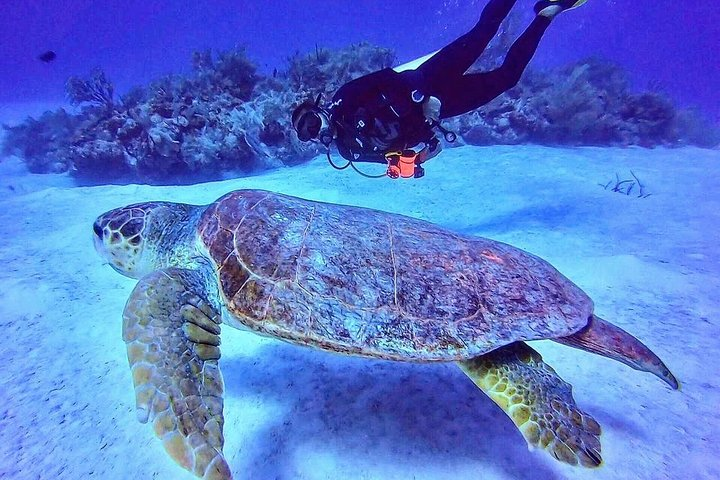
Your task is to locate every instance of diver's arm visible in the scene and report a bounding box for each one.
[335,137,387,164]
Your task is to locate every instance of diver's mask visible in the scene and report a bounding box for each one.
[292,96,333,145]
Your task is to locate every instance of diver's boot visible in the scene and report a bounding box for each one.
[534,0,588,18]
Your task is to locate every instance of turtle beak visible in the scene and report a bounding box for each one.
[92,220,109,261]
[93,221,103,250]
[93,220,104,239]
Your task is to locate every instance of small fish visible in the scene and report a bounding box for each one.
[38,50,56,63]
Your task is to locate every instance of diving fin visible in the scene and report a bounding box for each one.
[534,0,589,17]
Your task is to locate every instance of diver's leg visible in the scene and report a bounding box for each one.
[437,16,551,118]
[416,0,518,83]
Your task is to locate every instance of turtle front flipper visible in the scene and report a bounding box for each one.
[122,267,232,480]
[458,342,602,468]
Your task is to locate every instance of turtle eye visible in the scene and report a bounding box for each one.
[93,221,104,239]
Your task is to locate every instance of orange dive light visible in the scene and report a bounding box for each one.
[385,147,428,179]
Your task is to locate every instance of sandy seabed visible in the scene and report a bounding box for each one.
[0,140,718,480]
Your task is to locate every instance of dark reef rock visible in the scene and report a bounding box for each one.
[2,45,718,184]
[1,109,77,173]
[70,139,130,179]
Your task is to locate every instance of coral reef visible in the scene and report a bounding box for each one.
[66,69,116,112]
[2,43,718,183]
[445,58,719,148]
[288,43,395,98]
[1,44,392,182]
[1,109,78,173]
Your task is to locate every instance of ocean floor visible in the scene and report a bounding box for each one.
[1,141,719,480]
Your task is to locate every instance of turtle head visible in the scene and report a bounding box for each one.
[93,201,201,279]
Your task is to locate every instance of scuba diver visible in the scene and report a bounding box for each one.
[291,0,588,179]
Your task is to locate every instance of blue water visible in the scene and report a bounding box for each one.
[1,2,720,480]
[1,0,718,118]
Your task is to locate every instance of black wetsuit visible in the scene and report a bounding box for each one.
[330,69,434,163]
[328,0,551,162]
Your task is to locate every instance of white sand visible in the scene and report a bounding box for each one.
[1,142,719,480]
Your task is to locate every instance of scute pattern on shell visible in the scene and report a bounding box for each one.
[198,190,593,361]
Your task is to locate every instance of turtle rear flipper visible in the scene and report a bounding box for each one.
[555,315,679,389]
[459,342,602,468]
[123,267,232,480]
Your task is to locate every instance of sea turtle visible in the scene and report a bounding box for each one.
[93,189,678,480]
